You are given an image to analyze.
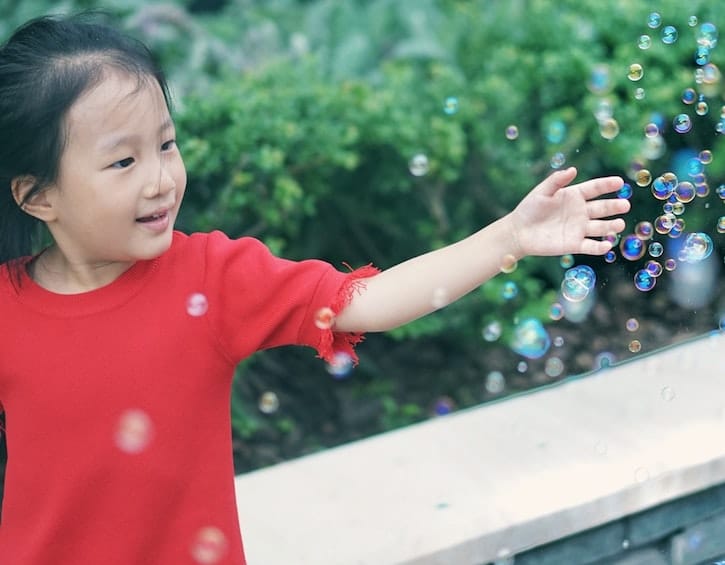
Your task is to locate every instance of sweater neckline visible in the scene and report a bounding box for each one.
[12,254,159,317]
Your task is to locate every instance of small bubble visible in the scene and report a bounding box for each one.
[408,153,429,176]
[620,234,645,261]
[186,293,209,317]
[561,264,596,302]
[664,258,677,271]
[688,16,698,27]
[648,241,663,257]
[432,396,455,416]
[545,357,564,378]
[599,118,620,140]
[628,339,642,353]
[559,254,575,268]
[638,35,652,50]
[634,221,654,241]
[502,281,518,300]
[635,169,652,187]
[115,409,154,454]
[505,125,519,140]
[443,96,459,115]
[517,360,528,373]
[511,318,551,360]
[549,302,564,321]
[325,351,354,379]
[258,391,279,414]
[634,87,646,100]
[699,149,713,164]
[628,63,644,81]
[485,371,506,394]
[190,526,228,564]
[617,182,633,199]
[681,88,697,104]
[550,152,566,169]
[634,269,656,292]
[647,12,661,29]
[553,335,564,347]
[500,254,518,274]
[661,387,676,401]
[626,318,639,332]
[482,321,502,342]
[661,25,678,44]
[673,113,693,133]
[645,260,663,277]
[314,306,335,330]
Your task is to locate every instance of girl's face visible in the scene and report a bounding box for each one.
[44,70,186,273]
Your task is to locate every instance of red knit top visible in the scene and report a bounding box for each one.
[0,230,378,565]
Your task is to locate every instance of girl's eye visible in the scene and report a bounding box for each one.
[161,139,176,151]
[112,157,135,169]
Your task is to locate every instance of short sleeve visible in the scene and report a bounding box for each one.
[201,231,379,365]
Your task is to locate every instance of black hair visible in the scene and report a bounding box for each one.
[0,12,172,273]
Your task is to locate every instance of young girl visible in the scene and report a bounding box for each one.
[0,13,629,565]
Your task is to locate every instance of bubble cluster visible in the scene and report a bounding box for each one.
[561,265,596,302]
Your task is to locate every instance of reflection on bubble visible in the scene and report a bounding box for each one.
[482,321,502,342]
[620,234,646,261]
[654,214,676,234]
[634,269,656,292]
[511,318,551,359]
[628,63,644,82]
[325,351,354,379]
[689,16,698,27]
[505,125,519,140]
[695,99,709,116]
[699,149,713,164]
[634,87,646,100]
[678,232,713,263]
[717,217,725,234]
[638,35,651,50]
[187,293,209,317]
[115,409,154,454]
[258,391,279,414]
[697,22,718,49]
[190,526,228,564]
[604,250,617,263]
[561,265,596,302]
[485,371,505,394]
[673,114,693,133]
[553,335,564,347]
[409,153,429,176]
[517,361,528,373]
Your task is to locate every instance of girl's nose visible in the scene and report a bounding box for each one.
[143,163,176,198]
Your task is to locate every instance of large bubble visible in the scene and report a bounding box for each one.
[510,318,551,359]
[561,265,597,302]
[678,232,714,263]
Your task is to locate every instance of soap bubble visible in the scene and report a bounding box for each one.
[620,234,646,261]
[674,181,696,203]
[648,242,664,257]
[190,526,228,564]
[549,302,564,321]
[645,260,663,277]
[626,318,640,332]
[511,318,551,359]
[544,357,564,377]
[186,293,209,317]
[634,269,657,292]
[325,351,354,379]
[546,120,567,143]
[258,391,280,414]
[505,125,519,140]
[482,321,502,342]
[681,88,697,104]
[550,152,566,169]
[647,13,661,29]
[599,118,620,140]
[502,281,518,300]
[673,114,693,133]
[432,396,455,416]
[661,25,678,44]
[115,409,154,454]
[678,232,714,263]
[314,307,335,330]
[697,22,718,49]
[485,371,506,394]
[617,182,633,199]
[638,35,652,50]
[628,339,642,353]
[408,153,429,176]
[561,265,596,302]
[634,221,654,240]
[635,169,652,187]
[443,96,459,115]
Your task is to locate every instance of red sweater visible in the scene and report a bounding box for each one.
[0,230,377,565]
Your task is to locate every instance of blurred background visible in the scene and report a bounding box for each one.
[0,0,723,483]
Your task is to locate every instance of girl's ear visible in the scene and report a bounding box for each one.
[11,176,56,222]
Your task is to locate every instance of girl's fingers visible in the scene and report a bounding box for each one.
[539,167,578,196]
[586,198,631,219]
[585,218,626,238]
[577,176,625,200]
[579,238,614,256]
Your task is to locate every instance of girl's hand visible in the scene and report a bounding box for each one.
[509,167,630,257]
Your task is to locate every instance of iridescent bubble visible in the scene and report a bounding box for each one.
[703,63,721,84]
[628,339,642,353]
[648,241,664,257]
[559,254,575,268]
[626,318,639,332]
[190,526,228,564]
[634,87,646,100]
[314,306,335,330]
[517,361,528,373]
[694,67,705,84]
[699,149,713,164]
[678,232,713,263]
[638,35,652,50]
[115,409,154,454]
[681,88,697,104]
[544,357,564,378]
[485,371,505,394]
[549,302,564,321]
[482,321,502,342]
[674,181,696,203]
[432,396,455,416]
[594,352,616,369]
[599,118,620,140]
[502,281,518,300]
[697,22,718,49]
[695,46,711,66]
[671,201,686,215]
[695,99,709,116]
[717,184,725,199]
[443,96,459,115]
[628,63,644,81]
[661,25,678,44]
[546,120,567,143]
[664,258,677,271]
[510,318,551,360]
[634,221,654,241]
[604,250,617,263]
[644,123,659,137]
[673,114,693,133]
[717,216,725,234]
[550,152,566,169]
[588,65,611,95]
[186,292,209,317]
[651,172,678,200]
[688,16,698,27]
[620,234,646,261]
[635,169,652,187]
[500,254,518,274]
[561,265,596,302]
[594,99,613,122]
[258,391,279,414]
[647,12,662,29]
[645,260,663,277]
[505,125,519,140]
[553,335,564,347]
[695,182,710,197]
[634,269,657,291]
[617,182,633,199]
[654,214,676,234]
[325,351,354,378]
[409,153,429,176]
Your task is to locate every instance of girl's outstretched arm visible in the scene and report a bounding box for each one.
[334,167,629,333]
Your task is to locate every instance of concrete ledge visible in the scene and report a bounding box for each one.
[235,331,725,565]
